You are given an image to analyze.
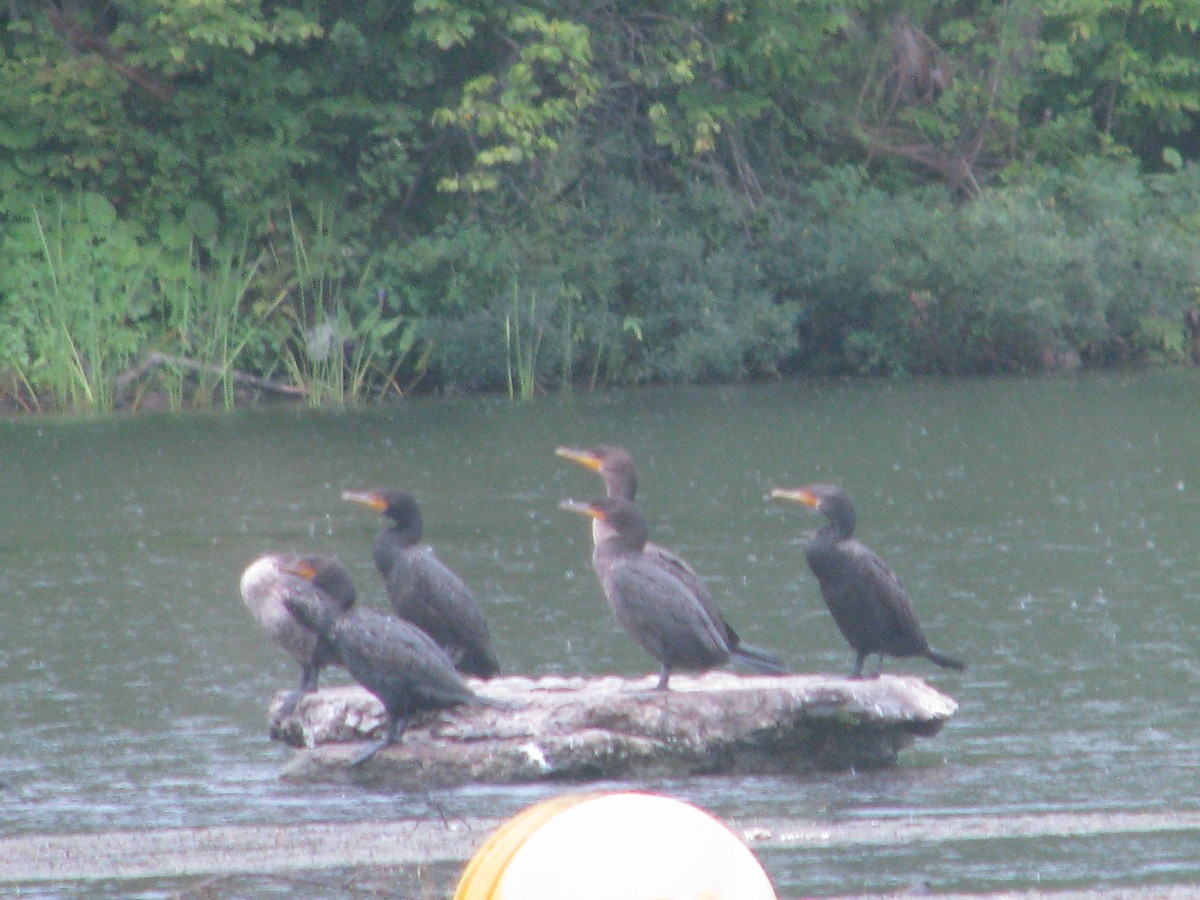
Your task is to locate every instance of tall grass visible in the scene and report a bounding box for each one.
[504,282,543,400]
[5,195,149,412]
[279,206,424,405]
[0,194,430,412]
[159,236,274,409]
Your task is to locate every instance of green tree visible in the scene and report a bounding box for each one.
[1038,0,1200,165]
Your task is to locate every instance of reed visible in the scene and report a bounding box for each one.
[504,280,543,400]
[160,235,269,409]
[280,206,423,404]
[24,195,147,412]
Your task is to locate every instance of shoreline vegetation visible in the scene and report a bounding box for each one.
[2,4,1199,415]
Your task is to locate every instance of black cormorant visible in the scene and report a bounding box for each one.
[562,496,783,689]
[240,553,352,716]
[341,488,500,679]
[557,445,785,676]
[771,484,965,678]
[282,555,502,765]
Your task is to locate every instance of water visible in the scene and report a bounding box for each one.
[3,370,1200,896]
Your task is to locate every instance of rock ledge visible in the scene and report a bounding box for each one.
[271,672,958,787]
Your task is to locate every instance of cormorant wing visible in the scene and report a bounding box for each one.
[836,539,929,648]
[605,558,729,664]
[332,608,475,705]
[408,547,492,641]
[644,541,740,646]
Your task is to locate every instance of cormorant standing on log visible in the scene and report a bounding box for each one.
[562,497,785,689]
[341,488,500,679]
[770,484,965,678]
[240,553,352,716]
[557,445,785,676]
[282,555,501,765]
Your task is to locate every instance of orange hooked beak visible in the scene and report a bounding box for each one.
[559,498,606,521]
[769,487,820,509]
[282,559,318,580]
[555,447,603,473]
[341,489,387,512]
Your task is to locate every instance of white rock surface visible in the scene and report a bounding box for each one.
[270,671,958,787]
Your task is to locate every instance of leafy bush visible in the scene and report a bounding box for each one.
[1051,159,1200,362]
[2,160,1199,412]
[590,180,799,383]
[771,161,1200,375]
[367,178,803,392]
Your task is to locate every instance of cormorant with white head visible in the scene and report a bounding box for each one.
[240,552,352,716]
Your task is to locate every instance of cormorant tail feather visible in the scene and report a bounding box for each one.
[926,648,966,671]
[730,643,788,675]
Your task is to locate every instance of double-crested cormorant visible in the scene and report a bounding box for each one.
[556,446,696,583]
[341,488,500,679]
[240,553,353,716]
[282,555,501,766]
[770,484,965,678]
[557,445,785,676]
[562,496,783,689]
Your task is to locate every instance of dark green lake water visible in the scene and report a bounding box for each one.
[3,370,1199,896]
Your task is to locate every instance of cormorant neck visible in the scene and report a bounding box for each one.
[817,507,855,542]
[603,468,637,502]
[383,515,422,547]
[372,525,418,577]
[597,530,646,558]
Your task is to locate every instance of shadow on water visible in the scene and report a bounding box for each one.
[3,369,1200,895]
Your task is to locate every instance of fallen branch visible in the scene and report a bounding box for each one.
[115,351,309,401]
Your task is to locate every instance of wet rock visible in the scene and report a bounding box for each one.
[270,672,957,788]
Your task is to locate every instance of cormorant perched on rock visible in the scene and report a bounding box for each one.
[770,484,965,678]
[557,445,785,676]
[341,488,500,679]
[240,553,352,717]
[562,497,785,690]
[282,555,502,766]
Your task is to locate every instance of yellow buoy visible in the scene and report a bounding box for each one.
[454,791,778,900]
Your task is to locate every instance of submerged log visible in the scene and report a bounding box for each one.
[270,672,957,788]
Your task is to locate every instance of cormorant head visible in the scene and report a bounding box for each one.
[559,496,649,550]
[342,488,423,538]
[770,483,856,535]
[283,554,357,611]
[555,445,638,501]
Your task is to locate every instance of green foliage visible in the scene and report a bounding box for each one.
[0,193,430,412]
[0,2,326,225]
[1039,0,1200,159]
[367,176,801,391]
[2,1,1200,411]
[0,2,459,244]
[1052,158,1200,360]
[804,0,1200,192]
[0,194,149,411]
[583,180,799,383]
[273,206,425,405]
[432,10,600,193]
[504,282,545,399]
[777,159,1200,374]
